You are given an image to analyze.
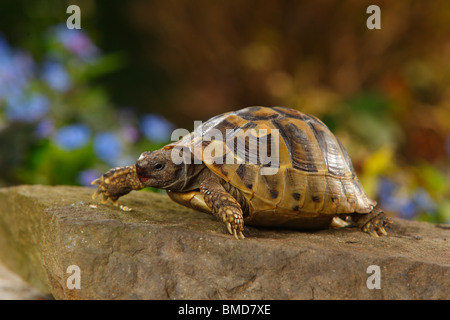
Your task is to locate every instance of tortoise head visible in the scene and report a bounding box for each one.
[135,147,203,191]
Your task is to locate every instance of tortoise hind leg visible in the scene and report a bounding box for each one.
[351,206,392,237]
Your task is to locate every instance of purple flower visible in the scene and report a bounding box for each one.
[121,124,140,143]
[35,118,55,139]
[41,60,71,92]
[446,135,450,158]
[53,24,99,61]
[140,114,174,142]
[77,169,102,186]
[94,132,123,165]
[13,50,34,88]
[54,124,91,150]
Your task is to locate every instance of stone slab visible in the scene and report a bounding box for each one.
[0,185,448,299]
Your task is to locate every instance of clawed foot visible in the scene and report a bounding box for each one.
[217,205,245,240]
[361,214,392,237]
[201,179,246,240]
[352,207,392,237]
[91,165,144,206]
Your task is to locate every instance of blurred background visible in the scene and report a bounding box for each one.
[0,0,448,223]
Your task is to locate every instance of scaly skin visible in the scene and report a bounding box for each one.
[91,165,145,206]
[200,177,245,239]
[92,165,246,239]
[91,165,391,238]
[91,159,391,239]
[351,207,392,237]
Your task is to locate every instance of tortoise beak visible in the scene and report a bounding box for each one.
[135,156,151,183]
[135,165,149,183]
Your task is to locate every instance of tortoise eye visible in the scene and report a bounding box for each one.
[153,163,165,171]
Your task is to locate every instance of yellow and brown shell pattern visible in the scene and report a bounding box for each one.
[172,106,377,227]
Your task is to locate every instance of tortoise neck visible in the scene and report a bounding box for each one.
[172,163,208,192]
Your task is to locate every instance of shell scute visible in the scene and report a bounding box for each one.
[173,106,376,225]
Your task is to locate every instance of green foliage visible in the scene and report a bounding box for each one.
[0,25,174,187]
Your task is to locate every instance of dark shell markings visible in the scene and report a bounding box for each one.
[93,106,391,239]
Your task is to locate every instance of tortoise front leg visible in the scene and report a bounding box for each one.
[166,190,211,214]
[91,165,146,206]
[200,177,245,239]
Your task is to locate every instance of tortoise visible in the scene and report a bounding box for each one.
[92,106,391,239]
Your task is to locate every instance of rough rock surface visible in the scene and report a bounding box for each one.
[0,185,448,300]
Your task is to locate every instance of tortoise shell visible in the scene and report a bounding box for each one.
[171,106,376,228]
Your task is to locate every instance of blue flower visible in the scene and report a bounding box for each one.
[412,188,437,213]
[0,35,34,103]
[140,114,174,142]
[380,194,417,219]
[41,60,71,92]
[54,124,91,150]
[93,132,123,164]
[377,177,396,201]
[0,35,12,58]
[396,198,418,219]
[4,93,50,123]
[377,177,419,219]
